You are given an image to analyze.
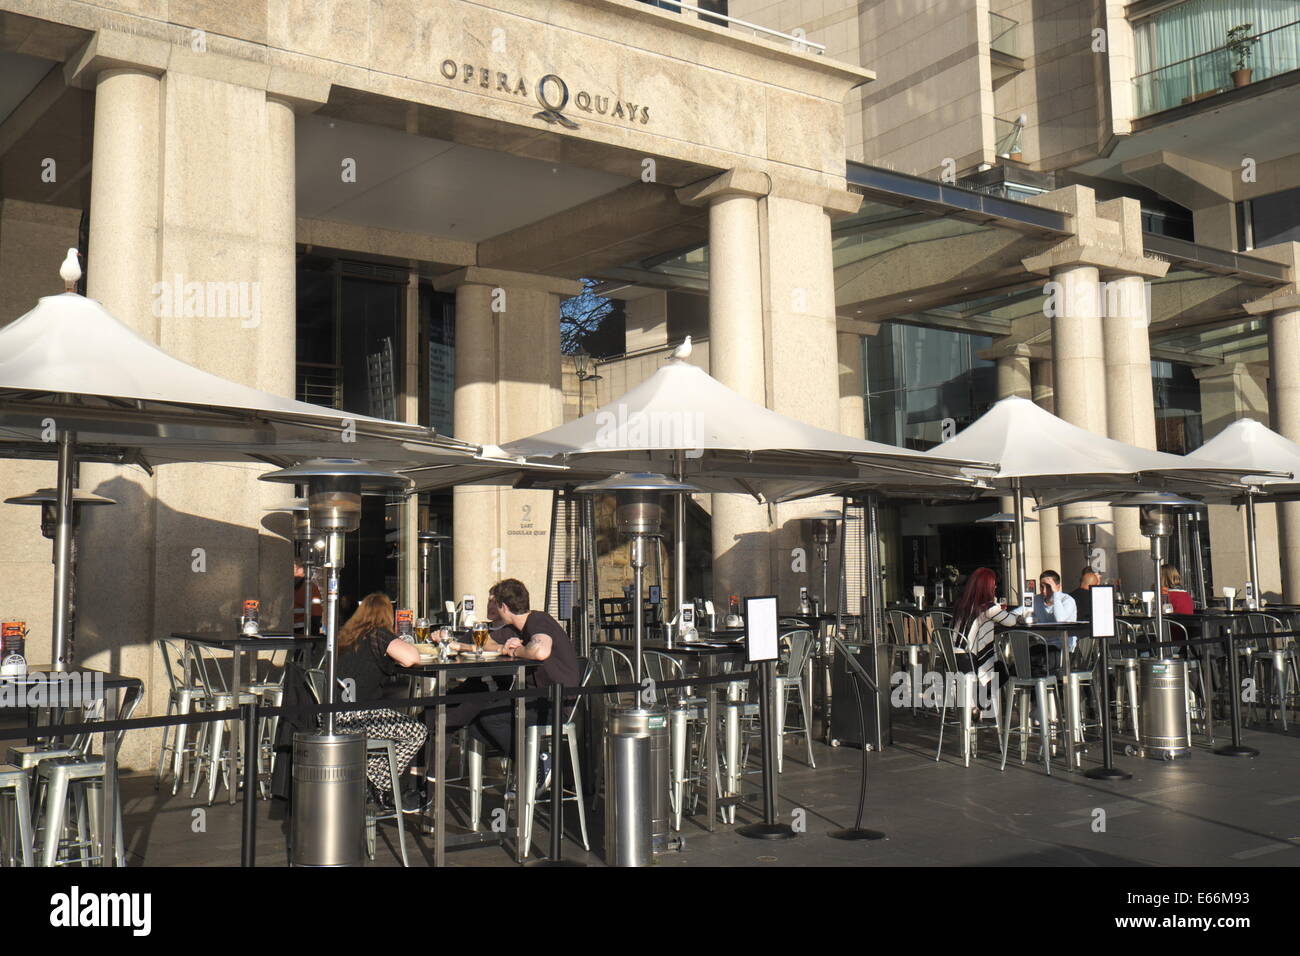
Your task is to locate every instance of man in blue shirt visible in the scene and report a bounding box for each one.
[1025,570,1079,670]
[1032,570,1077,625]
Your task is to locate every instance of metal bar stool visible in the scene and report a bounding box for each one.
[932,626,1002,766]
[776,629,816,771]
[154,638,208,794]
[0,765,35,867]
[364,738,410,867]
[1244,613,1296,729]
[35,756,124,867]
[998,630,1061,776]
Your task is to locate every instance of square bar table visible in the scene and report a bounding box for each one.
[407,655,537,866]
[4,667,143,866]
[171,631,323,805]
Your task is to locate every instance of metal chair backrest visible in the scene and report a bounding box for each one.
[780,630,814,679]
[156,638,191,697]
[1242,612,1289,651]
[998,630,1047,681]
[931,626,961,674]
[885,609,918,644]
[594,645,637,708]
[189,642,231,697]
[303,668,325,705]
[642,650,685,705]
[1113,618,1142,656]
[1072,636,1099,672]
[924,610,953,633]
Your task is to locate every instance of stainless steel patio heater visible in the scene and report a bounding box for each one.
[976,512,1036,599]
[5,487,115,668]
[261,459,411,867]
[577,472,697,865]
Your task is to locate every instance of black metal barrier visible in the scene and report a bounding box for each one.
[0,668,756,867]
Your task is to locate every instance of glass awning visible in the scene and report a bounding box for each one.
[589,163,1289,366]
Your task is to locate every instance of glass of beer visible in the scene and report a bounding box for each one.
[473,622,489,660]
[414,617,432,643]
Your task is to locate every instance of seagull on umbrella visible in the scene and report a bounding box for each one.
[671,335,692,360]
[60,249,81,293]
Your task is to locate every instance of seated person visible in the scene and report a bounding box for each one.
[333,592,428,811]
[1069,568,1099,622]
[442,578,580,790]
[1021,570,1077,673]
[1161,564,1195,615]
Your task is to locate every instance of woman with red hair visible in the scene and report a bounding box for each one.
[952,567,1021,690]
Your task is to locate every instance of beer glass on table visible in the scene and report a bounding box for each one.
[473,622,490,661]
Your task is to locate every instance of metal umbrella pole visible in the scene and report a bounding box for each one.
[51,430,76,672]
[1244,490,1261,607]
[1013,477,1027,606]
[674,453,687,617]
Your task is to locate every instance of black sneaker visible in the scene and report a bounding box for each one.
[400,787,433,814]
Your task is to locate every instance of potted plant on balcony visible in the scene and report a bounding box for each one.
[1226,23,1259,87]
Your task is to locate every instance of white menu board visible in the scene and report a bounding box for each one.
[746,595,779,663]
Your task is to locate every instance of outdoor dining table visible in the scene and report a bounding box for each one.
[994,620,1093,769]
[3,666,144,866]
[406,654,537,866]
[597,639,748,830]
[170,631,323,806]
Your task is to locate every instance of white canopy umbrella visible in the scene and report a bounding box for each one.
[0,290,538,668]
[402,357,996,619]
[1176,419,1300,602]
[406,359,993,495]
[927,396,1272,600]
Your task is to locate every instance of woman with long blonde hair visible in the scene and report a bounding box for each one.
[333,592,428,810]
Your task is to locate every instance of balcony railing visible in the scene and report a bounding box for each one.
[989,11,1020,58]
[1134,19,1300,116]
[636,0,826,53]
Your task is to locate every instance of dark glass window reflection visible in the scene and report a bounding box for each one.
[863,322,995,449]
[1153,359,1203,453]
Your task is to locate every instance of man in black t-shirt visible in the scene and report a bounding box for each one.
[1070,568,1099,622]
[443,579,579,784]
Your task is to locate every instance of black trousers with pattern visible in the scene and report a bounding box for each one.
[335,708,428,793]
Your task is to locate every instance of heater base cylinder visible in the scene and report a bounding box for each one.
[291,732,367,867]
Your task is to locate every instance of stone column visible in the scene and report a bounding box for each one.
[1271,305,1300,598]
[1195,362,1279,596]
[1252,295,1300,599]
[67,39,329,767]
[678,172,772,606]
[0,201,85,661]
[436,268,580,606]
[1098,197,1169,590]
[1031,360,1061,574]
[762,185,859,608]
[995,347,1041,579]
[837,332,865,439]
[1244,244,1300,599]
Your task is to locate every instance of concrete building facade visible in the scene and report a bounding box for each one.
[1,0,1298,769]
